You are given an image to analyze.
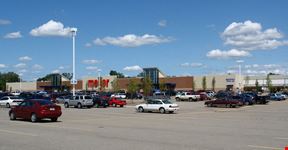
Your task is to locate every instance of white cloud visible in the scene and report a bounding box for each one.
[58,66,65,70]
[85,43,92,47]
[86,66,98,70]
[123,65,143,71]
[52,69,60,73]
[19,56,32,61]
[18,69,27,73]
[181,62,204,68]
[264,64,280,68]
[4,31,22,39]
[0,64,7,68]
[30,20,74,37]
[0,19,11,25]
[222,20,288,50]
[207,49,250,59]
[32,64,43,70]
[236,60,244,63]
[82,59,100,65]
[93,34,172,47]
[14,63,26,68]
[158,20,167,27]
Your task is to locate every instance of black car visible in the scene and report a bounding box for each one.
[92,96,109,108]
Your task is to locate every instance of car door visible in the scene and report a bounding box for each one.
[153,100,163,111]
[15,101,27,118]
[69,96,77,106]
[0,97,8,106]
[21,100,34,119]
[144,100,153,111]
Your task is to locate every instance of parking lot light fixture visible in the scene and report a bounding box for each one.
[71,28,77,96]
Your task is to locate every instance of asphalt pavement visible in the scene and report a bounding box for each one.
[0,100,288,150]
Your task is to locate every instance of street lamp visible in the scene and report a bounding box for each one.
[236,60,244,94]
[71,28,77,96]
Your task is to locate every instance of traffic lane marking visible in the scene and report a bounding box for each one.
[248,145,283,150]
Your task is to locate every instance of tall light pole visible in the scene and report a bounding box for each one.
[237,60,243,94]
[19,74,22,92]
[71,28,77,96]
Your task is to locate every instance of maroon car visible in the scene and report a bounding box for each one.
[9,99,62,122]
[108,97,126,107]
[204,98,243,108]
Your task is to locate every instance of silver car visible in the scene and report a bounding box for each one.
[64,95,94,108]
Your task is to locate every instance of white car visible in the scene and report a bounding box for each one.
[0,96,24,108]
[111,93,126,99]
[135,99,179,114]
[11,91,21,96]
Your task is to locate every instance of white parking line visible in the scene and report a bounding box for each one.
[247,145,282,150]
[0,129,38,137]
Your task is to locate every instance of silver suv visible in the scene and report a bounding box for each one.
[64,95,94,108]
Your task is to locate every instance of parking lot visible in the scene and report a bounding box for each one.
[0,100,288,150]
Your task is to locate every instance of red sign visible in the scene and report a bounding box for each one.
[87,79,99,88]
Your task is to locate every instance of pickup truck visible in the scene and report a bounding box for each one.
[175,92,200,101]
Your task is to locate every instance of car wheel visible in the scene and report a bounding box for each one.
[64,102,69,108]
[175,97,180,101]
[120,105,124,107]
[87,106,92,109]
[95,104,99,108]
[6,103,10,108]
[159,107,165,114]
[188,98,193,102]
[77,103,82,109]
[31,113,37,123]
[51,118,58,122]
[9,112,16,120]
[138,106,144,112]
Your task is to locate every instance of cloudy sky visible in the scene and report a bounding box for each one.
[0,0,288,81]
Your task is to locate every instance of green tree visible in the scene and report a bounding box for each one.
[142,76,152,96]
[127,79,138,99]
[159,80,167,92]
[212,77,216,91]
[109,70,125,78]
[255,79,261,92]
[202,76,207,90]
[112,78,120,92]
[0,72,19,91]
[266,74,273,92]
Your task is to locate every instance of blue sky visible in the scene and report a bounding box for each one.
[1,0,288,81]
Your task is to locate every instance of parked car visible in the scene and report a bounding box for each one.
[204,98,243,108]
[9,99,62,122]
[175,92,200,101]
[0,96,23,108]
[244,92,269,104]
[92,96,109,108]
[64,95,94,108]
[56,96,71,104]
[237,94,255,105]
[135,99,179,114]
[111,93,126,99]
[269,93,285,101]
[11,91,21,96]
[108,97,126,107]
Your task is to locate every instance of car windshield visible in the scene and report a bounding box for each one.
[162,99,173,104]
[38,100,54,105]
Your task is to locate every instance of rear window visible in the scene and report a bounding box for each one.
[38,100,53,105]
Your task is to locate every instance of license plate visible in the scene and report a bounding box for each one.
[50,108,55,111]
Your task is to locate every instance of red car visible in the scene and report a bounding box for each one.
[9,99,62,122]
[108,98,126,107]
[204,98,243,108]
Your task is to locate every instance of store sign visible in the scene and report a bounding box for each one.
[226,78,235,83]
